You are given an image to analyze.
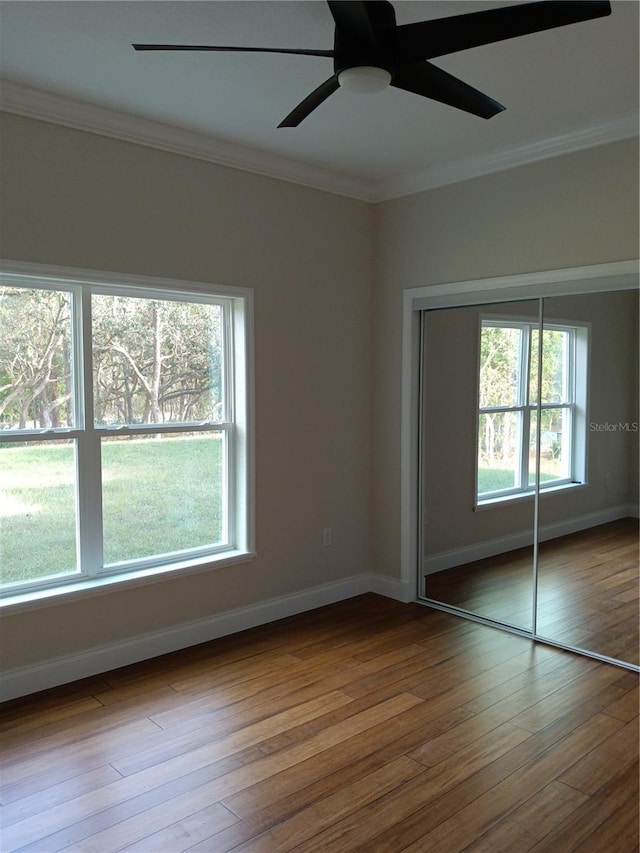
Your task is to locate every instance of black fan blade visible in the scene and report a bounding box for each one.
[278,75,340,127]
[396,1,611,60]
[327,1,377,47]
[392,62,505,119]
[132,44,334,57]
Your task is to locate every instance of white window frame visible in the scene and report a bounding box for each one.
[0,262,255,606]
[476,316,589,506]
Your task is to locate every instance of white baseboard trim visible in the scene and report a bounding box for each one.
[625,503,639,519]
[423,504,635,576]
[537,504,638,541]
[0,573,373,703]
[369,573,415,603]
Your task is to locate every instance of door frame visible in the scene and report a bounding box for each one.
[400,260,639,666]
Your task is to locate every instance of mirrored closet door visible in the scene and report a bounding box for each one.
[421,301,539,632]
[419,282,639,671]
[535,289,639,666]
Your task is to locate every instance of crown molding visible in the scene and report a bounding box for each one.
[373,113,639,201]
[1,80,637,203]
[0,80,376,202]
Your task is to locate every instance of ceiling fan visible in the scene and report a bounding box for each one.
[132,0,611,127]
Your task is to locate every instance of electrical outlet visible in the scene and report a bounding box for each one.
[323,527,332,547]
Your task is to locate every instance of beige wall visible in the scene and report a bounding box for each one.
[0,111,638,678]
[372,138,640,578]
[0,113,374,670]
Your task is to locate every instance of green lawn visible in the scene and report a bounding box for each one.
[0,435,223,586]
[478,466,558,496]
[478,467,516,494]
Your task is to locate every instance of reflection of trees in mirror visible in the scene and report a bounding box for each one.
[478,326,521,482]
[478,325,520,409]
[0,288,73,430]
[534,328,568,403]
[92,295,223,426]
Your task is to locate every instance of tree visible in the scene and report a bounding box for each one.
[0,287,73,429]
[1,288,223,431]
[91,294,222,425]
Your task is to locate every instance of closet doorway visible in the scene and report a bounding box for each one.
[400,261,639,671]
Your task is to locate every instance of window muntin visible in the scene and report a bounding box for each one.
[477,318,585,504]
[0,273,251,596]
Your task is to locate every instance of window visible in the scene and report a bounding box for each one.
[477,317,587,505]
[0,268,253,598]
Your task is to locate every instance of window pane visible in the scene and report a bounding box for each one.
[529,328,540,405]
[0,287,74,430]
[92,295,223,426]
[1,440,78,585]
[479,325,522,408]
[477,411,522,495]
[527,409,541,487]
[540,407,571,483]
[101,431,225,565]
[541,329,569,404]
[529,407,571,486]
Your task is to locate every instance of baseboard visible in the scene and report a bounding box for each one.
[369,573,415,603]
[423,504,634,576]
[537,504,638,542]
[0,573,373,702]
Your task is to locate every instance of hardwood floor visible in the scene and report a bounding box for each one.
[1,593,638,852]
[424,518,639,665]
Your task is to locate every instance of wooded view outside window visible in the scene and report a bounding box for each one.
[0,278,241,593]
[477,319,582,502]
[91,294,223,426]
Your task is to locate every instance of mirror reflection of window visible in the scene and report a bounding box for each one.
[477,318,588,506]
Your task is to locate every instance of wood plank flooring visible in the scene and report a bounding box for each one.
[0,593,638,852]
[424,518,639,665]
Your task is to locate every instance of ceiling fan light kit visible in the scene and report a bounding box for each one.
[132,0,612,127]
[337,65,392,93]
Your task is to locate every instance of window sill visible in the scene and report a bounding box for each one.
[0,549,257,614]
[475,481,587,511]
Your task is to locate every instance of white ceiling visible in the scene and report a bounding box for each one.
[0,0,638,200]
